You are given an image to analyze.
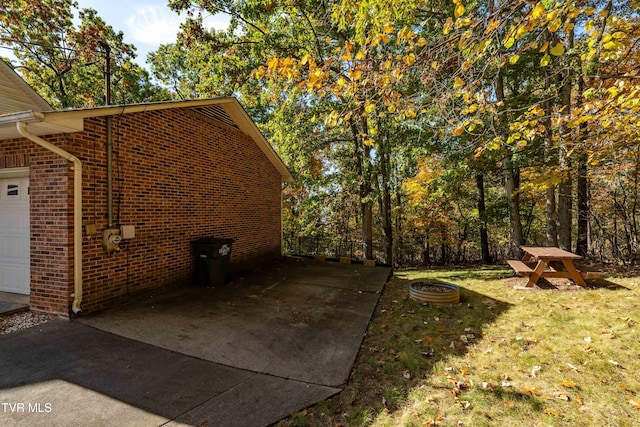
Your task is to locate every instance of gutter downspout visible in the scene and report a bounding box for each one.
[17,122,83,314]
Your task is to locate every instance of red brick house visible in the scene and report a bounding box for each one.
[0,60,292,316]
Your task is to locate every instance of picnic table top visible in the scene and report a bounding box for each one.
[521,246,582,260]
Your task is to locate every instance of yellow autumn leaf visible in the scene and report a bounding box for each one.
[431,60,438,69]
[452,124,465,136]
[612,31,627,40]
[403,53,416,66]
[300,54,312,65]
[365,103,376,114]
[547,17,562,32]
[539,42,549,53]
[540,54,551,67]
[443,17,453,35]
[455,3,465,18]
[504,36,515,49]
[560,378,577,388]
[544,408,559,417]
[485,20,500,35]
[478,39,491,52]
[531,3,545,19]
[383,22,394,34]
[267,57,279,71]
[550,42,565,56]
[349,70,363,80]
[509,54,520,64]
[454,76,466,89]
[337,76,346,87]
[417,37,427,47]
[523,387,541,396]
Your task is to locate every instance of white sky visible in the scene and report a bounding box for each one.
[76,0,230,66]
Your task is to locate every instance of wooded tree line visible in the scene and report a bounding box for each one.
[2,0,639,266]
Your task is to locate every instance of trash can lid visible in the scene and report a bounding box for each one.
[191,237,235,245]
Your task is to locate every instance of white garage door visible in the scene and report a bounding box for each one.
[0,176,30,295]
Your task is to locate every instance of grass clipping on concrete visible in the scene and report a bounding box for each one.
[280,267,640,427]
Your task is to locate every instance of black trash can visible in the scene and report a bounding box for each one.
[191,237,234,286]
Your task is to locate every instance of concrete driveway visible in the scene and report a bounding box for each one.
[0,258,390,426]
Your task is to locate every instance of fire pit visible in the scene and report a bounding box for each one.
[409,281,460,304]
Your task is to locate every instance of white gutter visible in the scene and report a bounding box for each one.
[16,122,83,314]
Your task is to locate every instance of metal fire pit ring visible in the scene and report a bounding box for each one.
[409,281,460,304]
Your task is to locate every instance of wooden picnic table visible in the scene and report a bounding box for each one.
[507,246,587,288]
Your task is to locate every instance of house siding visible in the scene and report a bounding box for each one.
[0,107,283,316]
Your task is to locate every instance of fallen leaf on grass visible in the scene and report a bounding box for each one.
[403,370,411,379]
[424,415,443,426]
[559,379,577,388]
[544,408,559,417]
[618,382,635,394]
[621,317,636,327]
[524,387,541,396]
[554,392,570,401]
[608,360,622,368]
[567,363,579,371]
[600,329,616,339]
[628,399,640,409]
[504,401,515,407]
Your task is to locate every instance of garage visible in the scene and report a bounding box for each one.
[0,169,30,295]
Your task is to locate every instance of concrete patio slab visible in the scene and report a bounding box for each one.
[1,258,390,426]
[0,320,338,427]
[79,258,391,387]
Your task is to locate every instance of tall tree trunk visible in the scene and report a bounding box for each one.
[496,67,524,258]
[491,0,523,258]
[576,154,589,256]
[394,180,404,264]
[576,78,589,256]
[375,121,393,265]
[352,115,374,260]
[543,56,558,246]
[558,149,573,250]
[476,173,492,263]
[558,26,575,251]
[378,145,393,265]
[504,151,524,258]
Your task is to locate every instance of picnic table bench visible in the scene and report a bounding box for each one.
[508,246,599,287]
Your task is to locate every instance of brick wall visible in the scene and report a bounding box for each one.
[1,138,72,315]
[0,106,283,315]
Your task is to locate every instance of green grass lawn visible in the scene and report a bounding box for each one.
[280,267,640,426]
